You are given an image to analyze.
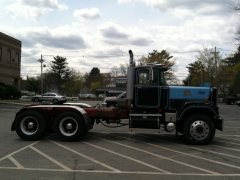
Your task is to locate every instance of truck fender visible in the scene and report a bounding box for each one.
[177,106,219,121]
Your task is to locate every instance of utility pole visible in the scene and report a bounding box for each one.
[38,55,44,94]
[211,46,219,75]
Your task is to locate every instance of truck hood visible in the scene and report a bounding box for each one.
[169,86,211,100]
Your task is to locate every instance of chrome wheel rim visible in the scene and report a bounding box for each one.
[190,120,209,140]
[59,117,78,136]
[20,116,39,135]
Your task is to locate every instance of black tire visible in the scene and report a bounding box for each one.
[15,110,47,141]
[107,103,116,108]
[34,98,40,102]
[183,114,215,145]
[230,101,234,105]
[54,112,86,141]
[53,99,58,103]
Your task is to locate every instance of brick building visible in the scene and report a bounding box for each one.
[0,32,21,89]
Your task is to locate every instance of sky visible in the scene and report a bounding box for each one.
[0,0,239,82]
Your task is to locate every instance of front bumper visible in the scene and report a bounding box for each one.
[102,103,107,107]
[216,117,224,131]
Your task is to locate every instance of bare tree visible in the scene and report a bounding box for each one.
[110,65,120,77]
[232,2,240,43]
[119,62,128,77]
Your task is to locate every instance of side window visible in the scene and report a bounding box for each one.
[138,69,149,85]
[15,53,19,64]
[160,71,166,85]
[7,50,11,62]
[152,70,158,84]
[0,48,2,59]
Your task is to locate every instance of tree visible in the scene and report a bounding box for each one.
[224,45,240,66]
[84,67,103,89]
[62,70,83,96]
[218,45,240,95]
[185,47,222,87]
[110,65,120,77]
[230,63,240,95]
[232,2,240,43]
[90,81,101,94]
[24,76,40,94]
[138,50,176,81]
[119,63,128,77]
[50,56,70,93]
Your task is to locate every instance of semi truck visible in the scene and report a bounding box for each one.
[11,50,223,145]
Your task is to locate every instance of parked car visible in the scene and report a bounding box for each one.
[222,95,240,105]
[236,100,240,106]
[84,94,97,99]
[102,91,126,109]
[98,94,107,98]
[31,92,67,103]
[78,94,86,99]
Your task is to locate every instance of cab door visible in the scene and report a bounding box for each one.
[135,68,160,108]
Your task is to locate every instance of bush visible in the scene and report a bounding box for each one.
[5,85,21,99]
[0,85,7,99]
[0,82,21,99]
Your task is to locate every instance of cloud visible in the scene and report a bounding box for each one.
[118,0,133,4]
[98,22,154,46]
[2,25,88,50]
[73,8,100,21]
[5,0,68,21]
[145,0,233,16]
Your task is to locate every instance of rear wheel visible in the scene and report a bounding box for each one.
[54,112,86,141]
[183,114,215,145]
[230,101,234,105]
[34,98,40,102]
[15,110,47,141]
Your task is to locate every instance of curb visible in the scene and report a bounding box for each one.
[0,100,31,106]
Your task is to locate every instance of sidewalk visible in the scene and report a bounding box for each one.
[0,99,32,106]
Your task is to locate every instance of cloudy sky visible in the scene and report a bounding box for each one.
[1,0,239,81]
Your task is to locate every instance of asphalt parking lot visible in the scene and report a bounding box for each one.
[0,100,240,180]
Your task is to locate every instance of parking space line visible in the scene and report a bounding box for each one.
[83,141,170,174]
[139,134,240,168]
[214,140,240,145]
[212,145,240,152]
[88,134,218,174]
[1,166,240,176]
[216,136,240,141]
[48,140,121,172]
[30,146,71,171]
[8,156,24,169]
[216,135,240,137]
[0,141,39,162]
[107,133,240,173]
[139,134,240,160]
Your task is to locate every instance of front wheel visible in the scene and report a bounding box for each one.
[15,110,47,141]
[183,114,215,145]
[53,99,58,103]
[54,112,86,141]
[107,103,116,108]
[34,98,40,102]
